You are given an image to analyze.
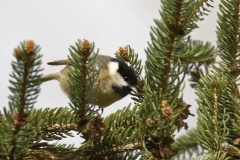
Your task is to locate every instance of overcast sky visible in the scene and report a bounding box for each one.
[0,1,220,145]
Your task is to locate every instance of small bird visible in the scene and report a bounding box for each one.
[40,55,138,107]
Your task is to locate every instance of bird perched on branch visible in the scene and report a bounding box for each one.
[40,55,138,107]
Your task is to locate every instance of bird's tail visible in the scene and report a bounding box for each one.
[39,72,61,83]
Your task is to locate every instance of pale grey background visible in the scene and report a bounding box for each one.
[0,1,219,145]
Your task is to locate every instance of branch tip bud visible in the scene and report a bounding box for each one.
[24,40,35,54]
[119,46,128,56]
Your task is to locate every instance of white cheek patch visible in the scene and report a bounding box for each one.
[108,62,119,75]
[108,62,128,87]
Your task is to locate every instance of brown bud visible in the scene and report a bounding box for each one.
[161,100,169,108]
[161,107,173,118]
[119,46,128,56]
[24,40,35,53]
[12,112,30,127]
[146,118,155,126]
[13,48,22,59]
[81,39,91,57]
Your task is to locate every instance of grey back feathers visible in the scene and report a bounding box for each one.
[94,55,112,70]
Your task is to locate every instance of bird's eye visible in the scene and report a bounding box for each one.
[124,77,128,81]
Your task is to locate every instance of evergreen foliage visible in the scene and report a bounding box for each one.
[2,0,240,159]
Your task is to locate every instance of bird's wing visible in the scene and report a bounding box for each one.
[47,59,71,65]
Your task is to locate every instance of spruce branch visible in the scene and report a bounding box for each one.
[67,39,106,140]
[68,39,93,117]
[30,107,77,141]
[196,70,229,152]
[76,104,142,159]
[141,0,212,158]
[27,143,78,160]
[171,129,204,159]
[7,40,43,160]
[182,40,217,89]
[2,1,235,159]
[9,40,42,114]
[214,0,240,151]
[217,0,240,71]
[183,0,214,33]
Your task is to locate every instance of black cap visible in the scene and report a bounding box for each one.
[110,58,138,86]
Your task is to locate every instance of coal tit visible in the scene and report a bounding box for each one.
[40,55,138,107]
